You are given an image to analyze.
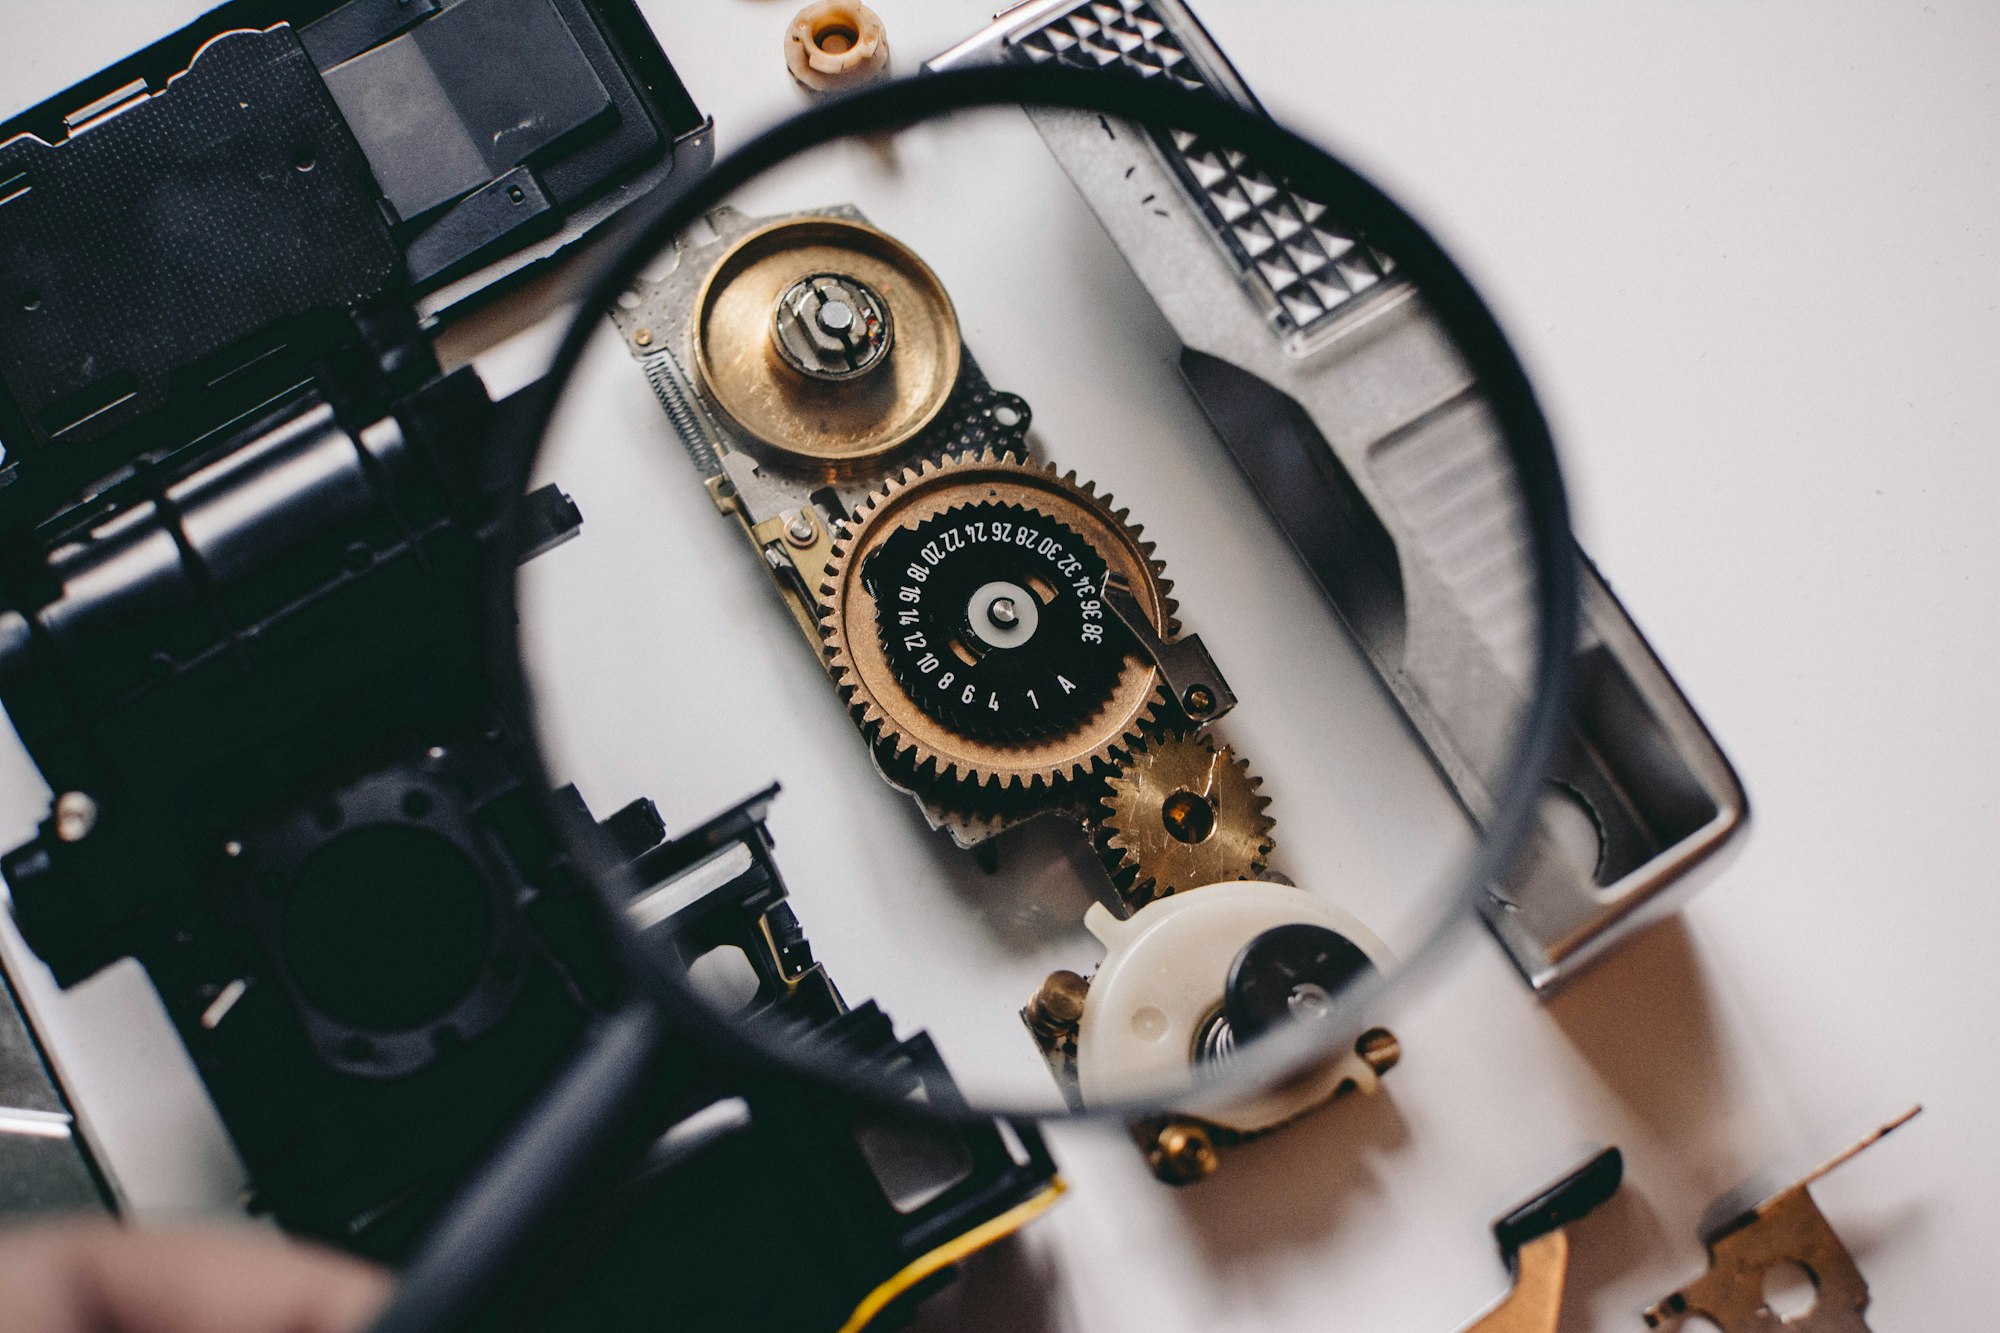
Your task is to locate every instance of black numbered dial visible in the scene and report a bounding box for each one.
[866,502,1125,742]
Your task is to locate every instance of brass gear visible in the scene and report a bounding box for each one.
[818,450,1174,792]
[1098,733,1275,904]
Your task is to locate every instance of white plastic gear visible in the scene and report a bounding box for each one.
[818,449,1177,793]
[1074,883,1392,1134]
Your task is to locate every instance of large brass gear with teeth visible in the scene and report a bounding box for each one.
[1098,733,1275,904]
[819,450,1174,793]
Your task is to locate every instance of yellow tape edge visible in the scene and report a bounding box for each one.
[837,1177,1068,1333]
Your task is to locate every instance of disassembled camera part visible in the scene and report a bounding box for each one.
[930,0,1749,991]
[559,785,1067,1333]
[610,207,1244,854]
[0,0,714,528]
[787,2,892,94]
[1643,1107,1920,1333]
[692,217,961,474]
[0,9,1064,1321]
[821,449,1179,796]
[1126,1021,1401,1187]
[1098,732,1273,904]
[1459,1148,1625,1333]
[615,203,1396,1178]
[1025,881,1395,1181]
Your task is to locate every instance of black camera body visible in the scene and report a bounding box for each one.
[0,2,1059,1324]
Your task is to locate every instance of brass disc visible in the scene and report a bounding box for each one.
[692,217,961,475]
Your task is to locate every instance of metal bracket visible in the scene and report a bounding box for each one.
[1644,1107,1920,1332]
[1461,1147,1624,1333]
[929,0,1748,991]
[1101,571,1236,724]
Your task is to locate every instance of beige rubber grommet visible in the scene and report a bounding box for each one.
[786,2,890,94]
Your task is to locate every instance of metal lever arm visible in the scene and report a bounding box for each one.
[1101,572,1236,723]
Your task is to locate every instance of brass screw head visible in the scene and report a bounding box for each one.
[1149,1121,1219,1185]
[1356,1026,1402,1075]
[634,327,654,348]
[1026,969,1089,1038]
[1182,685,1216,716]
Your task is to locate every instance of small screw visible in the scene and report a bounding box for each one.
[1026,969,1089,1038]
[1148,1121,1219,1185]
[1357,1027,1402,1075]
[53,792,97,843]
[634,327,654,347]
[1182,685,1216,717]
[784,512,818,547]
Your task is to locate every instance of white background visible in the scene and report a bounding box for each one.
[0,2,1995,1329]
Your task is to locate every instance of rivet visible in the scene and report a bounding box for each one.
[53,791,96,843]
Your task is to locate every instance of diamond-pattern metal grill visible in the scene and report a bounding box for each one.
[1010,0,1395,338]
[1167,127,1396,334]
[1012,0,1206,89]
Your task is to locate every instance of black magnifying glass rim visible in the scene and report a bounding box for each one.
[485,63,1579,1125]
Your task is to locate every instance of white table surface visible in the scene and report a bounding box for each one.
[1,2,1995,1329]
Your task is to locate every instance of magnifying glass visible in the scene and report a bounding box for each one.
[382,63,1576,1330]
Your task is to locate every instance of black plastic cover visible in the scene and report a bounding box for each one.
[0,0,708,533]
[320,0,611,220]
[0,27,397,455]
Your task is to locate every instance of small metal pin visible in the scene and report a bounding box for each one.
[987,596,1019,627]
[785,512,818,547]
[200,978,248,1031]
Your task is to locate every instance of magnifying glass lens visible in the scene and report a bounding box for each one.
[514,78,1569,1130]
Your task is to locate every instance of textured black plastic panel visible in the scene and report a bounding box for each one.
[0,25,397,453]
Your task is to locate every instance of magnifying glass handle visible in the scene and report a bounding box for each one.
[369,1001,666,1333]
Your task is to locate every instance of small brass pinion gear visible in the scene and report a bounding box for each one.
[818,450,1175,792]
[1099,733,1275,904]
